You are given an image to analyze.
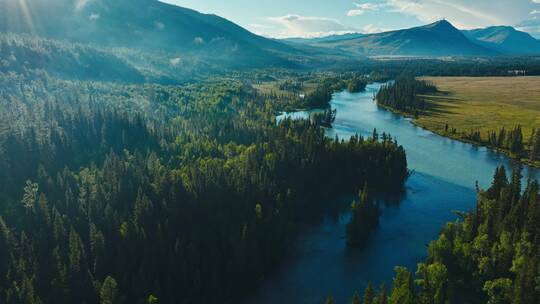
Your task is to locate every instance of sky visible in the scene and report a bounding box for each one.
[163,0,540,38]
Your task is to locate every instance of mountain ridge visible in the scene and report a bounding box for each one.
[316,20,496,57]
[463,26,540,55]
[283,21,540,57]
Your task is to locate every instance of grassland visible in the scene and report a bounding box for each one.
[411,76,540,165]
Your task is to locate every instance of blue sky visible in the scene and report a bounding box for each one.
[163,0,540,38]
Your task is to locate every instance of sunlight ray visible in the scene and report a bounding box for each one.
[17,0,35,33]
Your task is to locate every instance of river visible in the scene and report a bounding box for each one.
[245,82,540,304]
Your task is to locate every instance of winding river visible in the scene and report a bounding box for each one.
[246,83,540,304]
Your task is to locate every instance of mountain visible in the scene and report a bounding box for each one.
[283,33,366,44]
[285,20,496,57]
[0,0,303,69]
[463,26,540,55]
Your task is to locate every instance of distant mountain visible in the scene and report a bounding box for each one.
[283,33,365,44]
[463,26,540,55]
[285,20,497,57]
[0,0,303,69]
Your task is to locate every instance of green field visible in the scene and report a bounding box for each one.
[417,76,540,142]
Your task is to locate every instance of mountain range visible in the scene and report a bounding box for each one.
[286,20,540,57]
[1,0,539,81]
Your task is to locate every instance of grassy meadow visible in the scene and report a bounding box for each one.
[417,76,540,143]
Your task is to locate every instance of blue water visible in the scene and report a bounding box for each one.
[247,83,539,304]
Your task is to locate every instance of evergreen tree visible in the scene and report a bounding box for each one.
[351,291,361,304]
[347,185,380,246]
[530,129,540,162]
[100,277,122,304]
[376,284,388,304]
[388,267,415,304]
[363,282,375,304]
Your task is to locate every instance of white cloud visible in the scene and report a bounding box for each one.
[266,14,357,38]
[383,0,534,29]
[155,21,165,30]
[75,0,92,12]
[347,9,366,16]
[362,24,389,33]
[517,16,540,37]
[347,2,382,17]
[194,37,204,44]
[169,57,181,66]
[531,10,540,15]
[89,13,100,21]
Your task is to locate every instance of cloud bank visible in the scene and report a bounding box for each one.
[263,14,357,38]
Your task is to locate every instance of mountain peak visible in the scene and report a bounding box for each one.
[422,20,458,31]
[302,19,495,57]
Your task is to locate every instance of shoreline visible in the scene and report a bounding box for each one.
[376,102,540,169]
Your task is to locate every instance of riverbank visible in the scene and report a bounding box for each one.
[378,76,540,168]
[414,120,540,168]
[377,104,540,169]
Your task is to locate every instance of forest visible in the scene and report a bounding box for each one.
[0,68,408,304]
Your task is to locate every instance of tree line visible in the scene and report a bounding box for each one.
[304,74,369,109]
[443,125,540,165]
[376,76,437,117]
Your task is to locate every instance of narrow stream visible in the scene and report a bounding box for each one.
[246,83,539,304]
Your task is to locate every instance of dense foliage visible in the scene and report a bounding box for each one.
[351,166,540,304]
[303,74,369,108]
[346,185,380,247]
[0,68,408,304]
[312,108,337,128]
[376,77,437,115]
[530,129,540,163]
[347,77,368,93]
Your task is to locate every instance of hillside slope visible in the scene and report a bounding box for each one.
[463,26,540,55]
[0,0,301,68]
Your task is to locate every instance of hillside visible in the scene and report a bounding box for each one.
[283,33,365,44]
[463,26,540,55]
[0,0,303,69]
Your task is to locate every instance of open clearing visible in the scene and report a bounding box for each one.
[417,76,540,142]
